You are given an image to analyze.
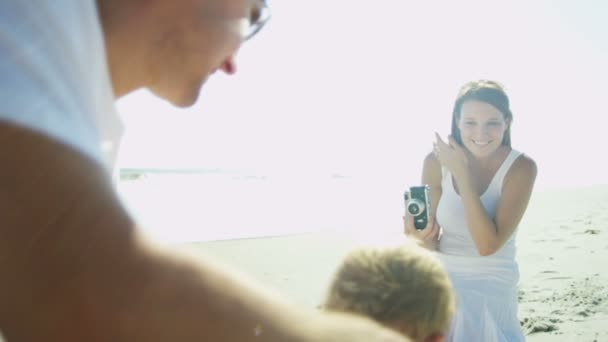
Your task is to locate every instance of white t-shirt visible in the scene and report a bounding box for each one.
[0,0,124,174]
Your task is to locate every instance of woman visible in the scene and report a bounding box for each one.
[404,80,537,341]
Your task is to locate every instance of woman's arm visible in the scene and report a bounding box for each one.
[422,152,443,219]
[455,155,537,256]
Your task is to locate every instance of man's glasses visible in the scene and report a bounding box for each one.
[245,1,271,40]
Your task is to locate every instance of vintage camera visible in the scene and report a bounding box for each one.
[404,185,431,230]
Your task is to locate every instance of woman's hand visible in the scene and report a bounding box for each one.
[433,133,470,181]
[403,213,440,251]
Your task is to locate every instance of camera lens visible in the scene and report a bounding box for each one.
[407,199,425,216]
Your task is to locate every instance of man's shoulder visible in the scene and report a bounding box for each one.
[0,0,120,170]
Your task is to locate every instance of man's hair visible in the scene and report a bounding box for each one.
[323,241,455,341]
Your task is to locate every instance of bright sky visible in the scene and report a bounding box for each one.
[116,0,608,191]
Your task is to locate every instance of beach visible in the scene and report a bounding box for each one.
[516,186,608,341]
[169,184,608,341]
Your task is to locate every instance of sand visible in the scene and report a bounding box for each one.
[1,185,602,342]
[171,184,608,341]
[0,185,608,342]
[516,185,608,341]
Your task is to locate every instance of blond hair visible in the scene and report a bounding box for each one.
[323,241,455,341]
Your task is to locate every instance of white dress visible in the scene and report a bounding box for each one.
[436,149,526,342]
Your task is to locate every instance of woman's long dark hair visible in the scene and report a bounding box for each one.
[451,80,513,147]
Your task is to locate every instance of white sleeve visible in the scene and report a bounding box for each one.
[0,0,122,170]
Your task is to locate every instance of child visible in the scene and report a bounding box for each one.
[323,240,455,342]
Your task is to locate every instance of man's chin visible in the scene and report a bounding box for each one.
[170,94,199,108]
[150,86,202,108]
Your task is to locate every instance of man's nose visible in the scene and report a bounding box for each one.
[219,57,237,75]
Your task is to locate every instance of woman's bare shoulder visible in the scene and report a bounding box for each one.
[507,153,537,183]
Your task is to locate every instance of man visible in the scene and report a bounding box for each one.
[0,0,410,340]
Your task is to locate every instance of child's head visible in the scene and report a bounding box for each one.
[323,241,455,342]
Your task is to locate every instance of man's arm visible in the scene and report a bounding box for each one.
[0,122,409,341]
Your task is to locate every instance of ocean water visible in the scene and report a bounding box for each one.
[117,165,608,244]
[117,171,408,243]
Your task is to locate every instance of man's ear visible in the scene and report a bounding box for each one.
[424,333,444,342]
